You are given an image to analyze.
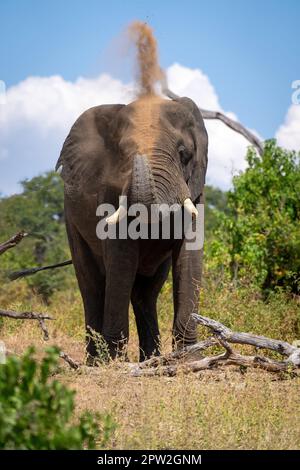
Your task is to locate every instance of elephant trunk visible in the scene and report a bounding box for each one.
[129,154,157,206]
[129,154,198,218]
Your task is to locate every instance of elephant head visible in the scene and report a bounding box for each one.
[105,95,208,224]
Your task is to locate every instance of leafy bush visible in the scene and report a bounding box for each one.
[206,141,300,293]
[0,347,115,449]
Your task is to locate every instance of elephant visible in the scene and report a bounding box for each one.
[56,94,208,363]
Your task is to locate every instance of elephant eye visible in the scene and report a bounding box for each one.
[178,145,192,165]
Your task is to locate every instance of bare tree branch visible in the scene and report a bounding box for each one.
[137,337,218,369]
[1,309,51,341]
[0,231,28,256]
[5,348,80,370]
[38,319,50,341]
[161,80,264,156]
[1,310,79,369]
[0,308,53,321]
[8,259,73,281]
[199,108,263,155]
[59,351,80,370]
[191,313,299,359]
[129,352,226,377]
[129,350,297,377]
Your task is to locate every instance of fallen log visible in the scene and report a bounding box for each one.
[129,352,292,377]
[192,313,300,366]
[128,314,300,376]
[129,352,227,377]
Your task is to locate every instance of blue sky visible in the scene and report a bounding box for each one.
[0,0,299,194]
[1,0,299,136]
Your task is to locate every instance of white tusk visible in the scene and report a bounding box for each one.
[56,165,63,175]
[184,198,198,219]
[106,205,127,225]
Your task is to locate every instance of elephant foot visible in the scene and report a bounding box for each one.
[139,345,160,363]
[103,336,129,361]
[172,334,197,351]
[85,353,102,367]
[85,340,111,365]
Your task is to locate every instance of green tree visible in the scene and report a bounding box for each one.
[0,172,71,301]
[204,185,228,236]
[208,140,300,293]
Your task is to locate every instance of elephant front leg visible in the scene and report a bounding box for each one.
[172,240,203,349]
[131,258,171,361]
[65,218,105,365]
[102,240,138,359]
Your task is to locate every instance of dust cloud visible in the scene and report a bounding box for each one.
[128,21,162,97]
[127,21,166,154]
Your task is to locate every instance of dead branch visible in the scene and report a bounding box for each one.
[199,108,263,155]
[161,80,263,156]
[129,352,227,377]
[0,308,53,321]
[0,309,53,320]
[4,347,80,370]
[127,314,300,376]
[128,352,296,377]
[0,231,28,256]
[59,351,80,370]
[9,259,73,281]
[191,313,300,364]
[1,302,298,375]
[137,337,218,369]
[1,308,79,369]
[0,308,51,341]
[38,319,50,341]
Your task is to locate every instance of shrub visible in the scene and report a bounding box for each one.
[0,347,115,449]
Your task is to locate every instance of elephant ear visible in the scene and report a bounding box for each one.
[55,104,125,194]
[178,97,208,202]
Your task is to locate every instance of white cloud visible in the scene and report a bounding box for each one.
[276,104,300,151]
[0,74,134,194]
[167,63,220,110]
[0,64,263,195]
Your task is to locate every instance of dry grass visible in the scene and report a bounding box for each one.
[69,367,300,450]
[0,279,300,450]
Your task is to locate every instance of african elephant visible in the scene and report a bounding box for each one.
[56,94,208,362]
